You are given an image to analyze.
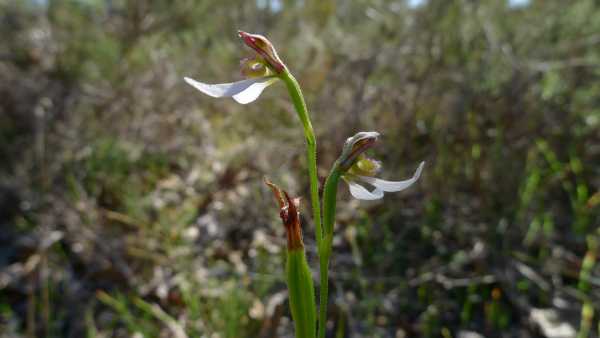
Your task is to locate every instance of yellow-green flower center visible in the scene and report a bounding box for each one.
[348,156,381,177]
[240,57,272,78]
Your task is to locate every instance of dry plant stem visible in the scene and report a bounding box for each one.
[279,70,323,248]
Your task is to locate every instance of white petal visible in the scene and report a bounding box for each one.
[357,161,425,192]
[183,76,277,104]
[232,78,278,104]
[346,179,384,200]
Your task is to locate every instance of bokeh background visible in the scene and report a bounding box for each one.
[1,1,599,337]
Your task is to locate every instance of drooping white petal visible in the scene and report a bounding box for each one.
[184,76,277,104]
[231,77,278,104]
[357,161,425,192]
[346,179,384,200]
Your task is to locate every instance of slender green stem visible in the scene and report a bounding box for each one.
[279,70,323,248]
[279,69,324,338]
[317,162,342,338]
[318,254,330,338]
[322,162,342,236]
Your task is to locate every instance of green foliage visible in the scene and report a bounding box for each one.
[287,250,317,338]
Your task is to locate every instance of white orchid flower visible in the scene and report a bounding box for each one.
[338,131,425,201]
[185,31,285,105]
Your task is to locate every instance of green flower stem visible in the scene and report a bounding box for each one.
[317,161,343,338]
[322,162,342,236]
[317,256,330,338]
[279,70,323,248]
[287,249,317,338]
[280,69,330,337]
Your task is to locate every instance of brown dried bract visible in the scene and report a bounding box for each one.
[264,177,304,250]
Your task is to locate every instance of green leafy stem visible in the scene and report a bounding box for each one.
[280,69,344,338]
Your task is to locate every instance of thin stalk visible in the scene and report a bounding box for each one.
[318,162,343,338]
[322,163,342,236]
[280,69,328,337]
[318,251,330,338]
[279,70,323,248]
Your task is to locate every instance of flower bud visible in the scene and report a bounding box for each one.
[238,31,286,73]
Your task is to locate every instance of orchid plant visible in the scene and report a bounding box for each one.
[185,31,424,338]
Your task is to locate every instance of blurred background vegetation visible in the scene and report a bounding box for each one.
[1,0,599,337]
